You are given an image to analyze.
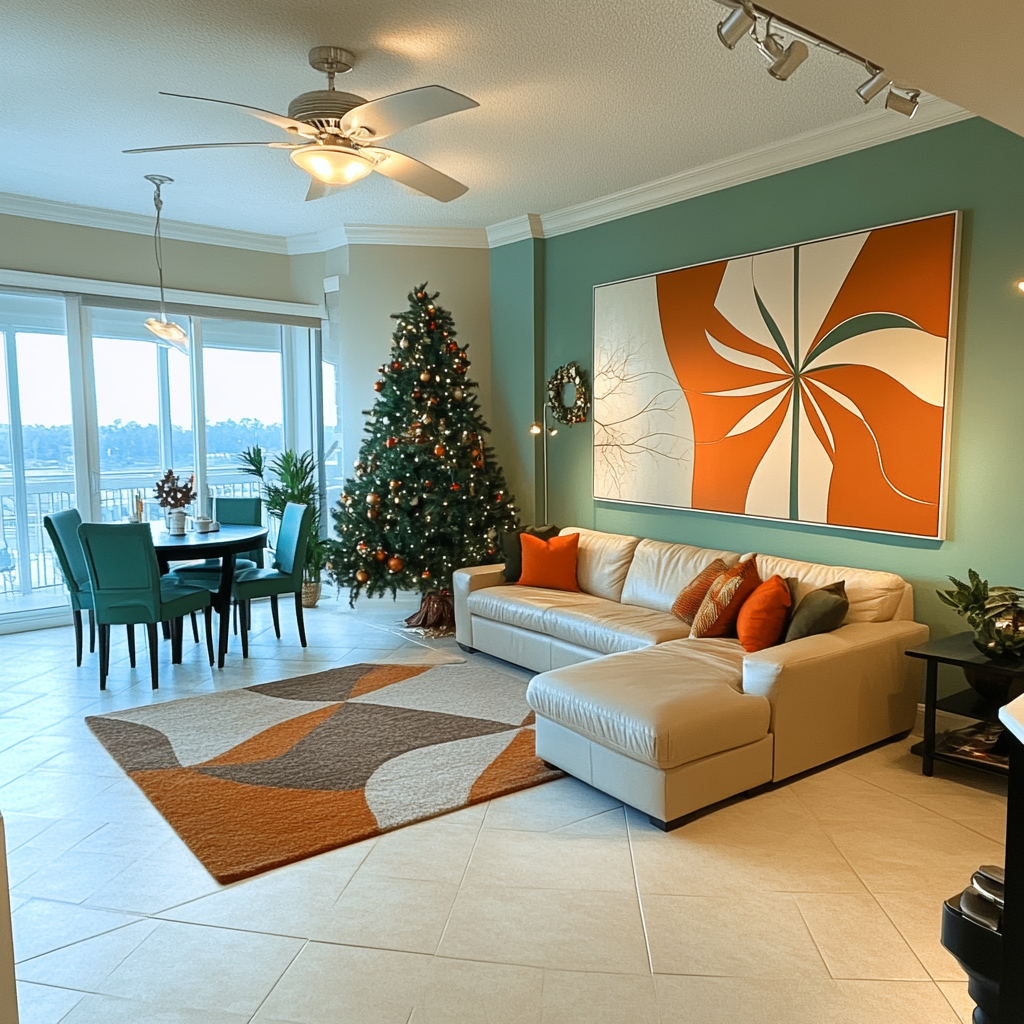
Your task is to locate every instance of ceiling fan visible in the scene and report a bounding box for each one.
[124,46,478,202]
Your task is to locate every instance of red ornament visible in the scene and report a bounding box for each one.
[434,445,446,457]
[451,483,461,491]
[374,548,386,561]
[424,480,432,489]
[412,388,422,400]
[387,555,404,572]
[421,569,431,579]
[487,547,496,555]
[392,361,402,371]
[367,508,379,519]
[355,569,369,583]
[429,321,436,330]
[373,380,384,392]
[385,437,398,449]
[494,493,503,502]
[447,343,458,353]
[356,541,369,554]
[455,365,467,375]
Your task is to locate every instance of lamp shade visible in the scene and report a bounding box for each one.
[145,317,189,354]
[290,145,374,185]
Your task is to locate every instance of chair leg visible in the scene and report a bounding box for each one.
[204,605,215,666]
[233,601,238,635]
[270,595,281,639]
[162,620,171,640]
[294,592,307,648]
[146,622,159,689]
[126,624,136,668]
[190,611,199,644]
[88,609,96,653]
[171,617,183,664]
[98,624,109,690]
[73,610,83,667]
[240,600,249,659]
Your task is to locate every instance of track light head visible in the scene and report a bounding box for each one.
[767,38,808,81]
[884,87,920,118]
[717,2,757,49]
[528,421,543,436]
[856,69,892,103]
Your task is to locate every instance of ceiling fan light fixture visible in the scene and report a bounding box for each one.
[290,144,374,184]
[717,2,757,49]
[856,68,892,103]
[767,38,809,80]
[884,87,920,118]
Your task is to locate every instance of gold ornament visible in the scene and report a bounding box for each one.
[355,569,370,583]
[366,493,381,505]
[387,555,404,572]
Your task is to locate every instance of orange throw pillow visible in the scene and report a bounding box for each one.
[736,575,792,652]
[671,558,729,624]
[690,557,761,638]
[517,531,580,592]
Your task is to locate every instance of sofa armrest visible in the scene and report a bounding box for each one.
[742,619,930,781]
[454,564,508,647]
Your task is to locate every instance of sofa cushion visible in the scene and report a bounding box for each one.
[621,539,741,613]
[526,639,770,770]
[518,532,580,592]
[501,525,559,583]
[671,558,730,624]
[751,554,906,624]
[559,527,641,603]
[466,586,690,655]
[737,575,792,653]
[691,557,762,638]
[784,581,850,643]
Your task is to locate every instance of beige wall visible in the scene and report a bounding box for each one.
[323,243,492,483]
[0,213,324,306]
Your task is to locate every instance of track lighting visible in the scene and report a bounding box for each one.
[884,87,920,118]
[713,1,920,114]
[766,38,808,81]
[717,2,756,49]
[1016,280,1024,295]
[856,69,892,104]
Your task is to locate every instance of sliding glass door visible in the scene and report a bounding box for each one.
[0,291,75,616]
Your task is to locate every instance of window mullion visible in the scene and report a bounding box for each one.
[3,331,32,594]
[189,318,209,517]
[156,346,173,471]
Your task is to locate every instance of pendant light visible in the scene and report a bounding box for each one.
[143,174,188,352]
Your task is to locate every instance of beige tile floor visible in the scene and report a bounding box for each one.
[2,593,1008,1024]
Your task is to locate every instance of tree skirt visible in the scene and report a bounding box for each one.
[85,659,560,883]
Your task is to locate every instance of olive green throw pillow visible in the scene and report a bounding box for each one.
[501,525,559,583]
[784,580,849,643]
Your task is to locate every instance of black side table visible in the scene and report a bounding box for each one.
[905,632,1024,777]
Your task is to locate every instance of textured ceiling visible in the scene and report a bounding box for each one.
[2,0,927,236]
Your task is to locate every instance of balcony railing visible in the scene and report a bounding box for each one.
[0,469,262,609]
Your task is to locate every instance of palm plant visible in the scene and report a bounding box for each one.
[239,447,327,583]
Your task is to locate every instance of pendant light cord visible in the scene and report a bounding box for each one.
[152,185,168,321]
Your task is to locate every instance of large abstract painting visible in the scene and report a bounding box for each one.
[593,212,959,538]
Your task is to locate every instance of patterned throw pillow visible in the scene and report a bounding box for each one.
[670,558,729,624]
[690,557,762,638]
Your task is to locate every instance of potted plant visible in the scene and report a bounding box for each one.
[938,570,1024,706]
[239,446,325,607]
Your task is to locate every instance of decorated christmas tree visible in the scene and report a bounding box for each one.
[328,284,519,630]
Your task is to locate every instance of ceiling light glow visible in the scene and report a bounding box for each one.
[290,145,374,185]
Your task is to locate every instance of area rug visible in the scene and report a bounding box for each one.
[85,657,560,883]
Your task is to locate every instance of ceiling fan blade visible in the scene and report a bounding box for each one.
[122,141,298,153]
[159,91,319,138]
[341,86,478,142]
[362,148,468,202]
[304,179,343,202]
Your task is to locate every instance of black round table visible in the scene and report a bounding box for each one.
[150,523,268,668]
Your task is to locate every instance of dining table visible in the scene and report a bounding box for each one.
[149,522,268,669]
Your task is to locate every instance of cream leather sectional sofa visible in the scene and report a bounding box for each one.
[454,527,928,829]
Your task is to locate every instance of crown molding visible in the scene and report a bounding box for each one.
[486,214,545,248]
[536,97,971,239]
[286,225,349,255]
[0,191,289,254]
[344,224,488,248]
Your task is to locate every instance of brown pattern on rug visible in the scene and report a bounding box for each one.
[86,660,561,883]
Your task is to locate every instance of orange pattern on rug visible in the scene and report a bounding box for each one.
[87,660,559,883]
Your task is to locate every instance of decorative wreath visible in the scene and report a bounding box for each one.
[546,362,591,426]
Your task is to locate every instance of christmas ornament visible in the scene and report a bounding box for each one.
[387,555,404,572]
[399,339,409,349]
[412,388,422,400]
[451,483,461,491]
[421,569,431,579]
[374,548,386,561]
[452,387,463,400]
[392,361,402,371]
[356,541,369,554]
[420,371,431,382]
[367,508,379,519]
[389,479,401,490]
[385,437,398,449]
[434,445,446,457]
[355,569,369,583]
[373,380,384,392]
[366,493,381,505]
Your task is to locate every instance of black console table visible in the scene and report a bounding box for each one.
[905,632,1024,777]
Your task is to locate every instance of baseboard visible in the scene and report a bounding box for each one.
[914,702,979,737]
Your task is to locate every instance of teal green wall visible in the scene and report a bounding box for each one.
[493,117,1024,648]
[489,237,546,523]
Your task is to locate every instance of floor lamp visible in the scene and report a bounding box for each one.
[528,407,558,526]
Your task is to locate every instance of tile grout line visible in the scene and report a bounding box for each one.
[432,799,490,954]
[623,806,655,977]
[244,936,310,1024]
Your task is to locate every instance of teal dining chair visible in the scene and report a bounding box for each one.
[77,523,214,690]
[43,509,96,666]
[170,496,263,635]
[232,502,312,658]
